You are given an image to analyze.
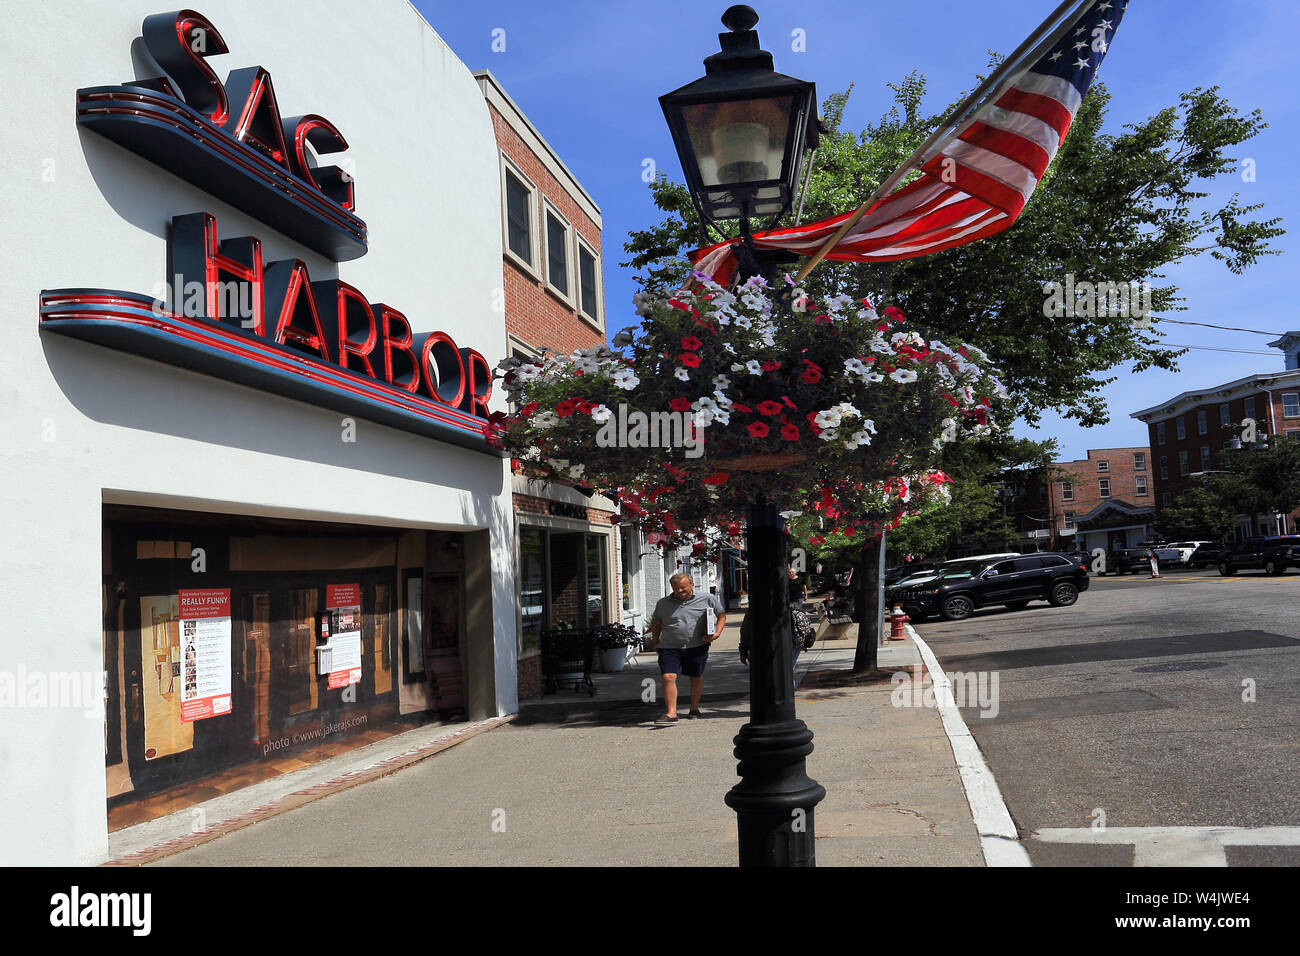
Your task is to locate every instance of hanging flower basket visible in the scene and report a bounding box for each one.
[488,272,1006,552]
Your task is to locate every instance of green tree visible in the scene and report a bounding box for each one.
[625,72,1282,668]
[1156,485,1238,541]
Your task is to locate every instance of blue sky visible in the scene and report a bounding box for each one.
[415,0,1297,461]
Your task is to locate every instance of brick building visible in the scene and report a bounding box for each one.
[1045,448,1156,553]
[475,71,654,699]
[1131,352,1300,539]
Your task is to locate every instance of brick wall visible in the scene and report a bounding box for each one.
[488,102,606,356]
[1046,448,1153,543]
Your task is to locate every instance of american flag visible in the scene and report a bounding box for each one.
[691,0,1128,286]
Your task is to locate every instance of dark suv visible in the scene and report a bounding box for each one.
[895,553,1090,622]
[1218,536,1300,575]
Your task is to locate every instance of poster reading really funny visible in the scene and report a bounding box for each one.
[178,588,232,722]
[325,584,363,689]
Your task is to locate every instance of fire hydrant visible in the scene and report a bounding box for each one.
[889,606,910,641]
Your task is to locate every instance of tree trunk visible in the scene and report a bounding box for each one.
[851,540,881,673]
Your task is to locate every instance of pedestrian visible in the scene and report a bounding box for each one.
[738,604,814,690]
[648,573,726,724]
[788,565,807,607]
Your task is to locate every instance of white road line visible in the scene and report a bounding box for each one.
[1031,826,1300,866]
[907,623,1031,867]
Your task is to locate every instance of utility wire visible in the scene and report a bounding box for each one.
[1159,318,1288,336]
[1159,343,1280,356]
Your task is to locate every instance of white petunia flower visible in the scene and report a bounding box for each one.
[712,408,731,425]
[814,408,842,429]
[779,510,804,519]
[632,291,655,316]
[835,403,861,419]
[590,404,613,424]
[843,358,869,377]
[532,411,558,429]
[890,368,918,384]
[612,367,640,390]
[745,360,762,375]
[674,367,691,382]
[713,374,731,389]
[734,316,753,330]
[741,293,766,311]
[693,409,715,427]
[568,463,586,480]
[693,396,718,412]
[865,372,885,384]
[731,362,747,373]
[722,342,737,354]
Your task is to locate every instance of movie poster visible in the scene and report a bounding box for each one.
[325,584,363,688]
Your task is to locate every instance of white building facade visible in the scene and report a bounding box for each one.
[1,1,517,864]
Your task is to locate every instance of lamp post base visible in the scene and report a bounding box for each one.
[725,719,826,866]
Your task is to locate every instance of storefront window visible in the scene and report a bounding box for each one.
[520,528,545,654]
[586,533,607,628]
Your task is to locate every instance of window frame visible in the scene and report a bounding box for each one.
[1283,393,1300,419]
[499,155,540,280]
[1133,452,1146,471]
[1244,396,1257,421]
[1061,481,1074,502]
[1176,416,1187,440]
[1219,403,1231,428]
[1097,460,1109,473]
[1159,456,1168,480]
[1156,422,1166,445]
[574,234,604,332]
[1196,409,1208,435]
[1178,450,1189,476]
[1098,477,1111,498]
[541,198,575,307]
[1135,475,1148,496]
[1200,444,1212,471]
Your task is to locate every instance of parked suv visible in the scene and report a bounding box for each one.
[1187,542,1227,569]
[1106,547,1163,575]
[1218,536,1300,576]
[894,553,1090,622]
[1167,541,1210,566]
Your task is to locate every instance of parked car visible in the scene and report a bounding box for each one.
[1138,541,1182,564]
[885,553,1019,604]
[893,553,1089,622]
[884,562,939,587]
[1166,540,1210,566]
[1186,542,1227,569]
[1218,535,1300,576]
[1106,547,1164,575]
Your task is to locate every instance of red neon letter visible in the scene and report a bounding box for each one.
[418,332,466,407]
[141,10,230,125]
[377,306,421,393]
[222,67,292,168]
[285,114,355,211]
[265,260,330,361]
[459,348,492,419]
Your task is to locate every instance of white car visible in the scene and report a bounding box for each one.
[1166,541,1210,565]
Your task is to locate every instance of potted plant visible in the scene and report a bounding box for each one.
[591,622,643,673]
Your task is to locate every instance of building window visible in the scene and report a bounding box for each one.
[1136,476,1148,496]
[545,209,570,298]
[1196,410,1208,435]
[1063,511,1076,530]
[1200,445,1211,471]
[1156,422,1166,445]
[1176,417,1186,440]
[1287,429,1300,440]
[1284,393,1300,418]
[1099,478,1111,498]
[504,168,533,265]
[1178,450,1189,476]
[1097,460,1109,473]
[1061,482,1073,502]
[1162,492,1172,507]
[577,241,600,325]
[1133,452,1145,470]
[1159,456,1168,480]
[1244,396,1256,421]
[1219,403,1231,428]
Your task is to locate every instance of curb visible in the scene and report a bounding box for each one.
[102,713,516,866]
[906,623,1031,867]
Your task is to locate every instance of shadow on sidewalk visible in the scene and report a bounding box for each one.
[515,690,750,728]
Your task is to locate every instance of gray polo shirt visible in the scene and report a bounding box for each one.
[652,592,725,649]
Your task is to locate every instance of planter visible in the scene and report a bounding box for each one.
[598,646,631,672]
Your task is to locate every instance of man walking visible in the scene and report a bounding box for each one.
[649,573,725,724]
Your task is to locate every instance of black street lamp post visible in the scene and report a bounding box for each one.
[660,5,826,867]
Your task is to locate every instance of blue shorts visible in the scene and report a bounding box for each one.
[658,644,709,677]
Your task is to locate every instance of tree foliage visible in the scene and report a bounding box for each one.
[624,76,1282,428]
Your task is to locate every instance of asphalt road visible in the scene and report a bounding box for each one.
[917,567,1300,866]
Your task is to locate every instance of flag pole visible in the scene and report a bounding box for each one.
[792,0,1090,285]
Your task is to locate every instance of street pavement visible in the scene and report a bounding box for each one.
[917,567,1300,866]
[138,620,988,867]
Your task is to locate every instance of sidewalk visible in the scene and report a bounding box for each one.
[117,621,988,866]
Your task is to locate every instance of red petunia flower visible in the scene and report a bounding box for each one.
[732,402,753,414]
[520,402,538,417]
[747,422,770,438]
[801,367,822,384]
[681,335,703,351]
[761,360,781,371]
[781,424,800,441]
[669,397,692,411]
[680,353,701,368]
[702,473,729,486]
[757,400,783,416]
[555,400,577,417]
